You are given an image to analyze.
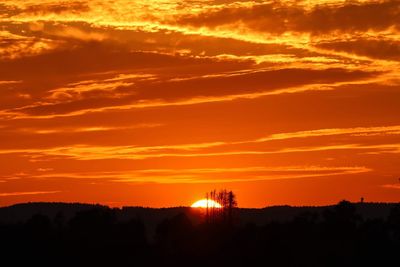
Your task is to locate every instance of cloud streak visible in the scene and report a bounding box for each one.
[0,68,379,120]
[0,191,61,197]
[0,125,399,160]
[9,165,370,184]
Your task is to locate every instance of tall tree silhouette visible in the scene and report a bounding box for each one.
[205,189,237,225]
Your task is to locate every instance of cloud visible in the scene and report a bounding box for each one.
[316,39,400,61]
[1,67,377,119]
[0,80,21,85]
[16,165,370,184]
[0,124,399,161]
[0,41,250,82]
[382,183,400,190]
[0,190,61,197]
[9,123,162,135]
[19,1,90,16]
[39,25,108,42]
[45,73,155,101]
[0,30,58,60]
[37,168,54,172]
[47,81,134,101]
[256,125,400,142]
[174,1,400,34]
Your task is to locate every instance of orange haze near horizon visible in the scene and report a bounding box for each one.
[0,0,400,208]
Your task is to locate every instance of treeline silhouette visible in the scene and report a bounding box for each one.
[1,201,400,267]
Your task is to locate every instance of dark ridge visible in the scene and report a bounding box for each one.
[0,202,106,223]
[1,201,398,225]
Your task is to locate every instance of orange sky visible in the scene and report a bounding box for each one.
[0,0,399,208]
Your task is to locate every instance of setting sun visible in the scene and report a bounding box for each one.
[191,199,222,208]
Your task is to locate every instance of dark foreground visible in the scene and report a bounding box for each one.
[1,201,399,267]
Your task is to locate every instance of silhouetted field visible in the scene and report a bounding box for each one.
[1,201,399,267]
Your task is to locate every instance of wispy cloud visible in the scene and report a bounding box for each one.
[256,125,400,142]
[381,184,400,190]
[0,191,61,197]
[0,30,58,60]
[0,80,22,85]
[1,69,379,120]
[0,125,399,160]
[16,165,370,184]
[10,123,162,135]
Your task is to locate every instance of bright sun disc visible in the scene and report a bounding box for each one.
[191,199,222,208]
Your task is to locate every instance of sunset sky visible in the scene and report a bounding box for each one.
[0,0,399,207]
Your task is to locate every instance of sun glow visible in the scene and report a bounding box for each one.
[191,199,222,208]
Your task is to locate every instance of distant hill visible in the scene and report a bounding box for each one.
[239,203,399,224]
[0,202,106,223]
[1,202,398,226]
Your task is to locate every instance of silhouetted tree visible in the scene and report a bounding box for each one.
[204,189,238,226]
[227,190,237,225]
